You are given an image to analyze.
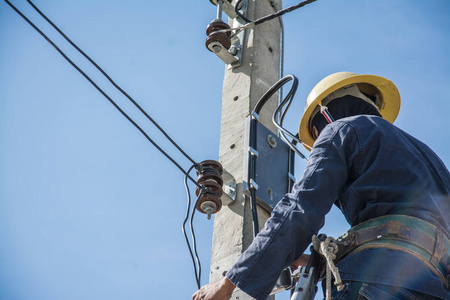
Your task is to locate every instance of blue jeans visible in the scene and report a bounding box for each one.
[328,281,444,300]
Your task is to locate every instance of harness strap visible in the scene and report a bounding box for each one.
[334,215,450,288]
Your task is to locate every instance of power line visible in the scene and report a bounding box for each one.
[5,2,209,287]
[4,0,200,186]
[227,0,317,36]
[25,0,198,167]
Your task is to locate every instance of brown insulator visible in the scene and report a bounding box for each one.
[205,33,232,51]
[197,169,224,187]
[195,194,222,219]
[206,19,231,37]
[205,19,232,51]
[195,160,224,218]
[195,180,223,198]
[196,160,223,176]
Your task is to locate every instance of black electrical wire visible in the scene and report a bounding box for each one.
[254,75,297,115]
[189,205,201,289]
[254,75,308,160]
[248,75,305,239]
[26,0,198,167]
[272,80,308,160]
[4,0,200,186]
[248,117,260,237]
[234,0,251,23]
[273,87,307,158]
[182,164,205,289]
[235,0,287,122]
[249,75,301,237]
[272,76,300,140]
[255,0,317,26]
[279,16,285,124]
[233,0,317,31]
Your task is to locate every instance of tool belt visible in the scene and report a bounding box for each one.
[334,214,450,288]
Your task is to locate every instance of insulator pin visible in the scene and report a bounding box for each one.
[195,160,223,218]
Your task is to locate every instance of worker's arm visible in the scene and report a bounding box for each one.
[225,121,359,299]
[192,277,236,300]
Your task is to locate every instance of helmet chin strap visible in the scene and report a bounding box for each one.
[319,103,335,124]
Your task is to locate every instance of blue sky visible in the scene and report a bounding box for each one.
[1,1,449,299]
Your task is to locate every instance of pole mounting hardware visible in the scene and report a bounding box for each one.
[243,116,295,212]
[206,0,248,68]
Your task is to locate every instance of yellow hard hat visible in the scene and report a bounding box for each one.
[299,72,401,149]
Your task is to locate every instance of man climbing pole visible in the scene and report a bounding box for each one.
[193,72,450,300]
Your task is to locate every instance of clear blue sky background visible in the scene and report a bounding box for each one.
[1,1,449,299]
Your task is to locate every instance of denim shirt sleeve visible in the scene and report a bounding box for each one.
[226,121,361,299]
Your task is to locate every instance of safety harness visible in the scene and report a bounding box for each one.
[309,92,450,294]
[334,214,450,288]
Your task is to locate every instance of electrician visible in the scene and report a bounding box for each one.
[193,72,450,300]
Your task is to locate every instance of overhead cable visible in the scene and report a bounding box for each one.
[4,0,200,186]
[227,0,317,36]
[26,0,198,167]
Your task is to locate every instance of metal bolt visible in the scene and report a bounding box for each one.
[201,201,217,220]
[229,45,238,56]
[205,207,213,220]
[212,45,222,53]
[267,134,277,148]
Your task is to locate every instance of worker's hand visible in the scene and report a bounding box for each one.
[291,254,310,269]
[192,277,236,300]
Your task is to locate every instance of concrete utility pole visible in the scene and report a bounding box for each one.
[209,1,282,299]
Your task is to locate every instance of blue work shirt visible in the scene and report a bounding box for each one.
[227,115,450,299]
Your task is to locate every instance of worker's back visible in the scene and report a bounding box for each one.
[326,115,449,299]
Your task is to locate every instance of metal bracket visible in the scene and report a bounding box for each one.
[248,146,259,157]
[221,168,236,205]
[249,178,259,191]
[209,0,239,19]
[207,0,248,68]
